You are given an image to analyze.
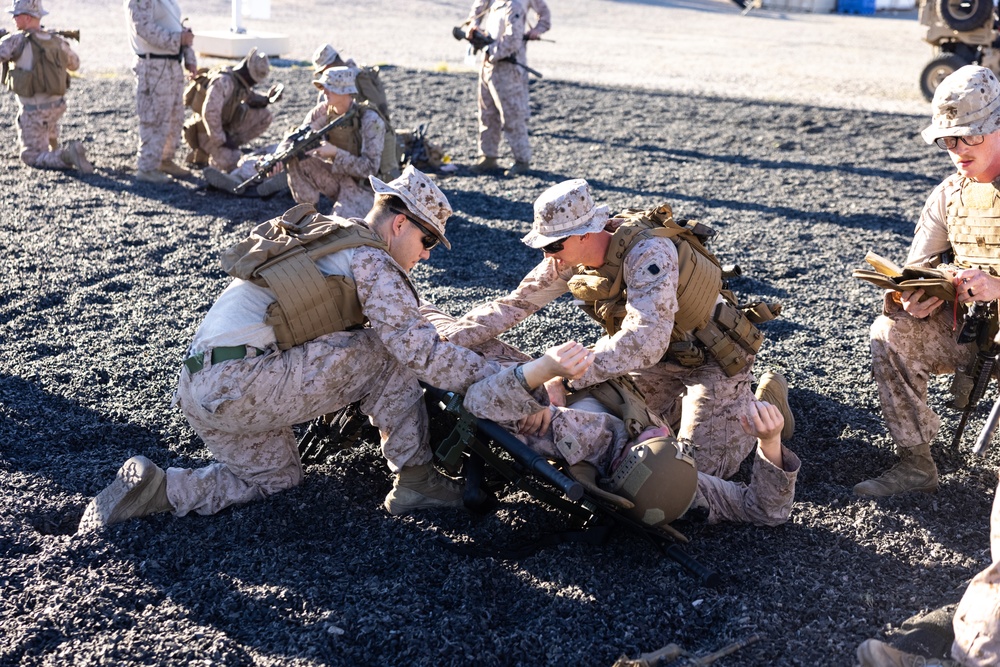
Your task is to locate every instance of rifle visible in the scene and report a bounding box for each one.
[949,301,1000,448]
[0,28,80,41]
[403,123,430,169]
[451,25,544,77]
[612,634,760,667]
[422,383,719,586]
[232,103,357,195]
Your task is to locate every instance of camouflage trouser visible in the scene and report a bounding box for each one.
[871,305,975,450]
[134,58,185,172]
[188,105,273,172]
[168,329,430,516]
[478,60,530,163]
[17,101,70,169]
[286,156,374,220]
[631,358,757,480]
[951,472,1000,666]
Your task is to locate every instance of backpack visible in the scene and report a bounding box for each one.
[183,67,210,110]
[4,32,70,98]
[354,65,391,120]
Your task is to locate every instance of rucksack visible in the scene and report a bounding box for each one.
[354,65,390,120]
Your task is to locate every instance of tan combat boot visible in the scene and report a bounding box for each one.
[853,444,939,497]
[256,171,288,197]
[202,166,242,193]
[504,161,530,177]
[77,456,174,532]
[136,169,172,184]
[61,140,94,174]
[384,463,464,515]
[856,639,958,667]
[159,160,192,178]
[470,156,501,174]
[755,371,795,440]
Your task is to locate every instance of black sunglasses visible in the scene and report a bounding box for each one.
[542,238,566,254]
[392,208,439,250]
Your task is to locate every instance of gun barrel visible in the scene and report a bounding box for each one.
[973,393,1000,456]
[422,384,583,501]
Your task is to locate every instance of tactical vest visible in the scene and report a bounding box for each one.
[219,204,395,350]
[4,32,70,98]
[186,68,251,127]
[324,101,400,180]
[566,204,764,376]
[946,178,1000,271]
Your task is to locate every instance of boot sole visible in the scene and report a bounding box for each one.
[78,456,164,532]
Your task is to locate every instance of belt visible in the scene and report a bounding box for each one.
[138,52,182,62]
[21,98,64,111]
[183,345,265,375]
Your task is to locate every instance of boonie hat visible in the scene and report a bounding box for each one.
[313,66,358,96]
[312,43,341,72]
[522,179,610,248]
[370,166,453,250]
[922,65,1000,143]
[8,0,47,17]
[240,47,270,83]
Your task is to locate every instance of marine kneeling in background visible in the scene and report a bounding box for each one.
[0,0,92,173]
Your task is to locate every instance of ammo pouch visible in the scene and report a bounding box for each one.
[667,300,764,376]
[220,203,392,350]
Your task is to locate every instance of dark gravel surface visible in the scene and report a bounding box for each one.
[2,64,998,667]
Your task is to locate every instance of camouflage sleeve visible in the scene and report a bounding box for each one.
[467,0,492,26]
[441,257,569,348]
[352,246,501,393]
[201,75,234,140]
[906,174,960,268]
[529,0,552,33]
[127,0,182,53]
[60,38,80,72]
[0,32,26,63]
[490,1,526,61]
[305,101,329,131]
[573,237,679,388]
[328,108,384,178]
[691,445,800,526]
[463,365,547,424]
[182,45,196,70]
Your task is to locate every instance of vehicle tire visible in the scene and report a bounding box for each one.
[920,53,972,101]
[937,0,994,32]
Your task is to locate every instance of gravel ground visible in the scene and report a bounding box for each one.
[2,4,998,667]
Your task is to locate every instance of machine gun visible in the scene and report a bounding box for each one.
[450,26,543,78]
[950,301,1000,448]
[298,383,718,585]
[232,104,357,195]
[0,28,80,41]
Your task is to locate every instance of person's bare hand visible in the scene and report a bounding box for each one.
[544,377,567,407]
[900,288,944,319]
[741,400,784,467]
[954,269,1000,305]
[180,28,194,47]
[542,341,593,380]
[517,407,551,436]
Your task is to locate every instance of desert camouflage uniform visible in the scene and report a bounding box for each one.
[445,243,757,479]
[287,101,385,219]
[427,304,799,526]
[950,471,1000,666]
[0,29,79,168]
[125,0,194,172]
[467,0,531,163]
[189,71,272,172]
[870,174,978,451]
[166,238,500,517]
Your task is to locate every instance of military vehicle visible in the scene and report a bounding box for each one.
[919,0,999,100]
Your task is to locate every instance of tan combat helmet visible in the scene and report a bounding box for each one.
[606,435,699,528]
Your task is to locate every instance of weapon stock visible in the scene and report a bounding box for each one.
[233,104,357,194]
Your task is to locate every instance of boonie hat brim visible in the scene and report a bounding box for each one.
[521,206,610,249]
[369,174,452,250]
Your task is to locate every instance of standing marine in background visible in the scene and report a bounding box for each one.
[0,0,91,173]
[124,0,197,185]
[464,0,532,177]
[183,46,278,172]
